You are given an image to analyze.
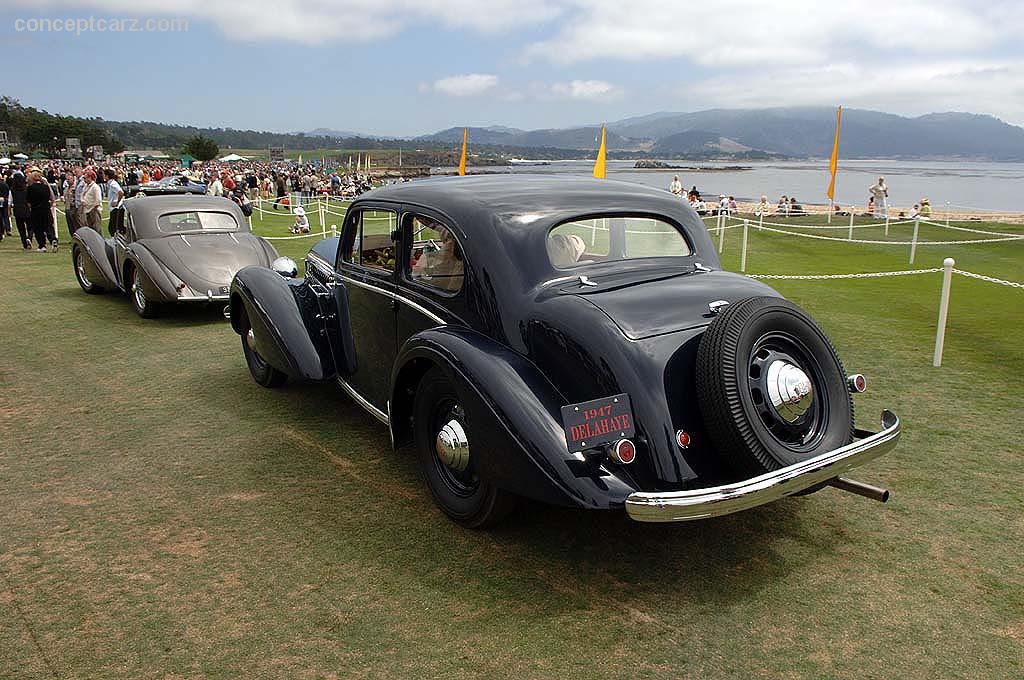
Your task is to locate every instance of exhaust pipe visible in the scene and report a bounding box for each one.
[828,477,890,503]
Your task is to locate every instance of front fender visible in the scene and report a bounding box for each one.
[390,327,639,509]
[71,229,116,288]
[229,266,331,381]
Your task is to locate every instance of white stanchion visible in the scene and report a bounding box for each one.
[945,201,951,228]
[885,213,890,236]
[827,199,832,224]
[331,225,338,237]
[933,258,955,367]
[758,212,764,231]
[740,219,749,272]
[909,217,920,264]
[718,213,726,254]
[848,209,854,240]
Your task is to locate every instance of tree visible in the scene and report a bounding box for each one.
[183,135,219,161]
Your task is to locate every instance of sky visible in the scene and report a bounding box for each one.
[1,0,1022,137]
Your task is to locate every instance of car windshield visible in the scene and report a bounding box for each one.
[157,211,238,233]
[547,215,691,269]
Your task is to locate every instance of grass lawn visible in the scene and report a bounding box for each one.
[1,204,1022,679]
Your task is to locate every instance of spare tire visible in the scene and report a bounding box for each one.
[696,296,854,477]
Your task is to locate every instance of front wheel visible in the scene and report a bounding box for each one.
[72,245,105,294]
[128,265,161,318]
[413,368,515,528]
[238,309,287,388]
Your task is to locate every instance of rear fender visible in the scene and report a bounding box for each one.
[72,229,116,288]
[390,327,638,509]
[229,266,333,381]
[125,243,179,302]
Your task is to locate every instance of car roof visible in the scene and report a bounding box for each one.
[356,175,687,232]
[124,195,248,237]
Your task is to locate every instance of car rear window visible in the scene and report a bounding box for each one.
[547,216,691,269]
[157,211,238,233]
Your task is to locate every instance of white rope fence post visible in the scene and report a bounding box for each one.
[758,211,764,231]
[848,208,855,240]
[319,200,326,236]
[909,216,920,264]
[740,219,749,272]
[258,196,263,221]
[945,201,951,228]
[718,212,726,254]
[331,224,337,237]
[827,199,832,224]
[933,258,955,367]
[885,212,890,237]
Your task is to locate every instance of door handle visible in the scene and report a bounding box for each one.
[390,299,399,312]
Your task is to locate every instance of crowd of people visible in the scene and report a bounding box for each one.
[0,157,386,252]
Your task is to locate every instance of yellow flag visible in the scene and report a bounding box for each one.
[458,128,468,176]
[826,106,842,201]
[593,125,607,179]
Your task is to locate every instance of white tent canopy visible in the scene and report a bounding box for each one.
[12,153,28,160]
[218,153,248,162]
[0,158,10,165]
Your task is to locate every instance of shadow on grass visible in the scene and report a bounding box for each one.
[227,371,834,610]
[49,284,231,327]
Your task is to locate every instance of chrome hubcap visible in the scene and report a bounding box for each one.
[435,419,470,472]
[133,271,145,309]
[766,360,813,423]
[76,252,91,287]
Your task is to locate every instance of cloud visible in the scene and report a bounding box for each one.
[431,74,499,97]
[11,0,564,44]
[549,80,619,100]
[524,0,1017,66]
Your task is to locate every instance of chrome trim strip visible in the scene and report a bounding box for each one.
[337,376,389,424]
[307,251,333,274]
[624,410,900,522]
[339,274,447,326]
[180,234,191,247]
[177,294,230,302]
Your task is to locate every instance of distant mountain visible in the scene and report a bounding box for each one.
[417,125,630,150]
[305,127,367,139]
[606,107,1024,159]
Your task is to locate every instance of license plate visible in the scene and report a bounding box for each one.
[561,393,635,452]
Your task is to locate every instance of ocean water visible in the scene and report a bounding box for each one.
[435,159,1024,212]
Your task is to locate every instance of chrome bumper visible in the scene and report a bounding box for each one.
[624,410,900,522]
[177,294,231,302]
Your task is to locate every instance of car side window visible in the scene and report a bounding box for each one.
[406,214,464,293]
[344,209,397,273]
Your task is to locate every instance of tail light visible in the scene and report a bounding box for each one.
[847,374,867,393]
[609,439,636,465]
[675,430,691,449]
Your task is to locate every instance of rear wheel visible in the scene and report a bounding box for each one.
[696,296,854,477]
[238,308,287,388]
[72,245,104,294]
[413,367,515,528]
[128,265,161,318]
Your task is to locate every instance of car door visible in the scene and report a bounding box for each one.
[334,205,399,414]
[113,208,135,289]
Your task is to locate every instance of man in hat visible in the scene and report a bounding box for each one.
[869,177,888,218]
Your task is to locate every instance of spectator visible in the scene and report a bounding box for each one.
[755,195,771,216]
[62,169,80,238]
[728,196,738,212]
[669,175,683,196]
[920,198,932,217]
[777,195,789,216]
[104,168,125,233]
[909,204,921,219]
[867,196,875,216]
[0,173,10,242]
[79,169,104,232]
[290,207,310,234]
[869,176,888,218]
[26,170,57,252]
[207,173,224,197]
[789,197,805,215]
[11,173,31,249]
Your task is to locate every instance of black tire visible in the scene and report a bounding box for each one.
[238,308,287,388]
[413,367,516,528]
[696,296,854,477]
[127,264,161,318]
[72,245,105,294]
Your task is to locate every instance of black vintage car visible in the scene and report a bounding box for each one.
[127,174,207,197]
[72,195,283,318]
[229,176,900,527]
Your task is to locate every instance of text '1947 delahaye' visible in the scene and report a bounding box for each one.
[228,176,900,528]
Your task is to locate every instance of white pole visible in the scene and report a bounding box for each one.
[331,224,337,237]
[827,199,832,224]
[740,219,749,272]
[933,258,955,367]
[848,207,855,240]
[909,216,920,264]
[758,211,763,231]
[258,195,263,221]
[885,212,890,237]
[320,201,326,236]
[945,201,951,228]
[718,212,726,254]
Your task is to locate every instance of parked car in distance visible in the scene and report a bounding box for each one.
[72,195,282,318]
[127,174,207,197]
[229,176,900,527]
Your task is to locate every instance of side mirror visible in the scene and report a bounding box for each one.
[271,257,298,278]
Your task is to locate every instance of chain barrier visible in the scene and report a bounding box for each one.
[921,220,1022,238]
[263,232,323,241]
[952,269,1024,289]
[751,223,1024,246]
[747,268,942,281]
